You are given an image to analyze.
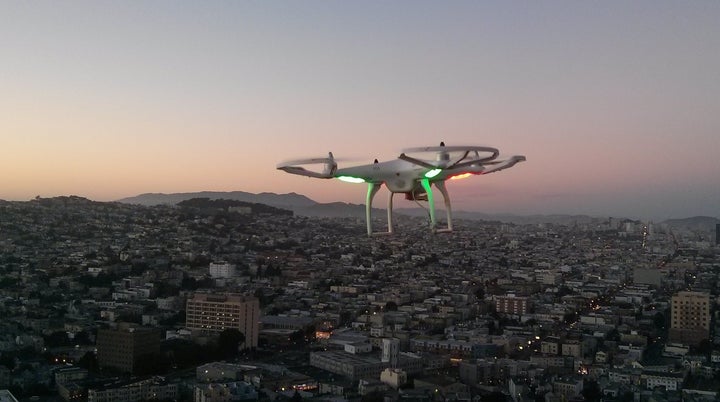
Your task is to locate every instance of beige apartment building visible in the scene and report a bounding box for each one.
[669,291,710,346]
[186,293,260,349]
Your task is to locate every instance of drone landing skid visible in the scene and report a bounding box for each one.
[365,180,453,236]
[366,183,394,236]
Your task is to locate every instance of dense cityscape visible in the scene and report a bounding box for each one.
[1,196,719,402]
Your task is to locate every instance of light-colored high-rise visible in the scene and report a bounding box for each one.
[669,291,710,345]
[186,293,259,349]
[382,338,400,368]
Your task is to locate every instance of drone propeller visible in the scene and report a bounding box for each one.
[402,145,498,156]
[400,144,500,170]
[276,152,338,178]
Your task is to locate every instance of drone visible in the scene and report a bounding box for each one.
[277,142,525,236]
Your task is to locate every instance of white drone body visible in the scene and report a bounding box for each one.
[277,143,525,236]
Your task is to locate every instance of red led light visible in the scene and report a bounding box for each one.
[450,173,472,180]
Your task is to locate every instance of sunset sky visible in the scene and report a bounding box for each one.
[1,1,718,220]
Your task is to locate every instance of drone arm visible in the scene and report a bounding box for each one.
[398,153,438,169]
[480,155,526,174]
[276,153,337,178]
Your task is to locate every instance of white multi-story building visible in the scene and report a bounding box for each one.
[382,338,400,368]
[209,262,236,278]
[643,371,685,391]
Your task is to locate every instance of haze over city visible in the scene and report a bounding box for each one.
[2,1,718,220]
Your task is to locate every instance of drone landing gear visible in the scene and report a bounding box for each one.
[420,179,453,233]
[365,180,454,236]
[366,183,394,236]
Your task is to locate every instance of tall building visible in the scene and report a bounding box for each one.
[186,293,259,349]
[96,324,161,374]
[716,223,720,245]
[382,338,400,368]
[669,291,711,345]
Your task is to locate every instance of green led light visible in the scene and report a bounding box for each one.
[424,168,442,178]
[337,176,365,183]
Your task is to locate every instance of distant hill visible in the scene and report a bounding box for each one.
[116,190,716,225]
[117,191,316,209]
[176,198,293,216]
[661,216,720,232]
[117,191,378,219]
[115,190,600,224]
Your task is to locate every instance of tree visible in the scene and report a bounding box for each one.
[217,329,245,359]
[180,275,198,290]
[160,311,186,326]
[74,330,94,345]
[653,312,666,329]
[563,312,578,324]
[361,391,384,402]
[582,380,602,402]
[162,339,206,368]
[696,339,713,355]
[606,328,621,342]
[135,352,170,376]
[77,351,98,373]
[556,285,573,297]
[289,330,308,346]
[44,331,71,347]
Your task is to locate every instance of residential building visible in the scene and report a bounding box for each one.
[87,377,178,402]
[495,295,529,316]
[194,381,258,402]
[209,262,236,279]
[552,377,583,398]
[309,351,386,381]
[642,371,685,391]
[669,291,710,345]
[380,368,407,389]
